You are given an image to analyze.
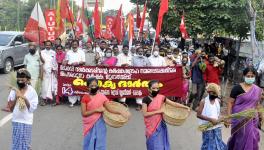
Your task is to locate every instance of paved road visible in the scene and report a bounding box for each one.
[0,73,263,150]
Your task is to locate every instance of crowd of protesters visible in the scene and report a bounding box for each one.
[1,35,264,150]
[1,35,235,111]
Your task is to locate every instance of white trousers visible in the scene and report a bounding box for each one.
[69,96,80,105]
[136,98,143,105]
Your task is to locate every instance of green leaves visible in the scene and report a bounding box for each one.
[130,0,264,40]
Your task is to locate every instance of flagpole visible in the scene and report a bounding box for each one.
[137,0,148,42]
[151,31,156,54]
[100,0,103,30]
[36,2,41,46]
[67,3,76,38]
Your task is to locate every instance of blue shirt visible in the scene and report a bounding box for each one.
[191,63,204,84]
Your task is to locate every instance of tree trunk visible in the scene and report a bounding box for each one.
[233,36,242,83]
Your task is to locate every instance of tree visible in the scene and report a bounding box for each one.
[130,0,264,41]
[0,0,79,31]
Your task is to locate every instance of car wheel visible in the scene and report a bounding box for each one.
[3,58,14,74]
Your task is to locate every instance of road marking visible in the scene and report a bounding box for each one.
[0,113,12,127]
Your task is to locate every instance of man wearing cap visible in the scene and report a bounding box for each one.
[9,69,38,150]
[2,69,32,112]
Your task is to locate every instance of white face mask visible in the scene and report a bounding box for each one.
[153,51,159,57]
[106,53,112,58]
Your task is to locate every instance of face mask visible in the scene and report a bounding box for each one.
[123,50,129,55]
[29,49,36,55]
[151,90,160,97]
[153,51,159,57]
[90,87,99,95]
[167,54,173,58]
[17,81,26,89]
[209,94,218,100]
[146,54,151,57]
[106,53,112,58]
[138,53,144,57]
[244,77,255,84]
[182,61,187,65]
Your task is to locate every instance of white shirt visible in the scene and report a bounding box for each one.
[148,55,166,67]
[175,54,182,65]
[41,49,56,73]
[23,53,41,79]
[11,85,39,125]
[116,53,132,66]
[199,96,221,130]
[66,49,85,65]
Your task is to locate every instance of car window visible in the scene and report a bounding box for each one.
[0,34,14,46]
[14,35,24,43]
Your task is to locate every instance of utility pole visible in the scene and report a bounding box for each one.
[246,0,257,58]
[17,0,21,31]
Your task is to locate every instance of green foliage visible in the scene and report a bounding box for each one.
[0,0,78,31]
[130,0,264,40]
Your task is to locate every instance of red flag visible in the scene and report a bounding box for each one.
[128,13,135,48]
[45,10,56,41]
[60,0,74,24]
[136,3,141,28]
[82,0,89,27]
[76,9,83,37]
[155,0,168,40]
[139,1,147,33]
[24,3,47,44]
[112,5,123,43]
[105,16,115,39]
[179,15,189,39]
[93,0,101,38]
[55,0,65,38]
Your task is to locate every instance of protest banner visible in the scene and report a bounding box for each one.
[58,65,183,98]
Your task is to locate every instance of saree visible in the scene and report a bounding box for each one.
[83,117,107,150]
[227,84,262,150]
[144,94,170,150]
[102,57,117,66]
[82,93,109,150]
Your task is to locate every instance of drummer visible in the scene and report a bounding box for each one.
[142,80,190,150]
[81,77,130,150]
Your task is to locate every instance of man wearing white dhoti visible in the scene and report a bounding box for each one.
[40,41,57,106]
[64,40,85,107]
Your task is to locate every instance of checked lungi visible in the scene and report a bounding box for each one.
[12,122,32,150]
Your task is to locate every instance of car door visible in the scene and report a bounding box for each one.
[13,35,27,65]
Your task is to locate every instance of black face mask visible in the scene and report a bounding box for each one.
[90,87,99,95]
[29,49,36,55]
[123,50,129,55]
[209,94,218,100]
[17,81,26,89]
[146,54,151,58]
[151,90,160,97]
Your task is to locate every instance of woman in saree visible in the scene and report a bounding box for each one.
[101,48,117,66]
[142,80,190,150]
[81,77,130,150]
[227,67,264,150]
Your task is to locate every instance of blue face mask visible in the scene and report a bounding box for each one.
[244,77,255,84]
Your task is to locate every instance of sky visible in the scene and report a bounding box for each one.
[75,0,135,14]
